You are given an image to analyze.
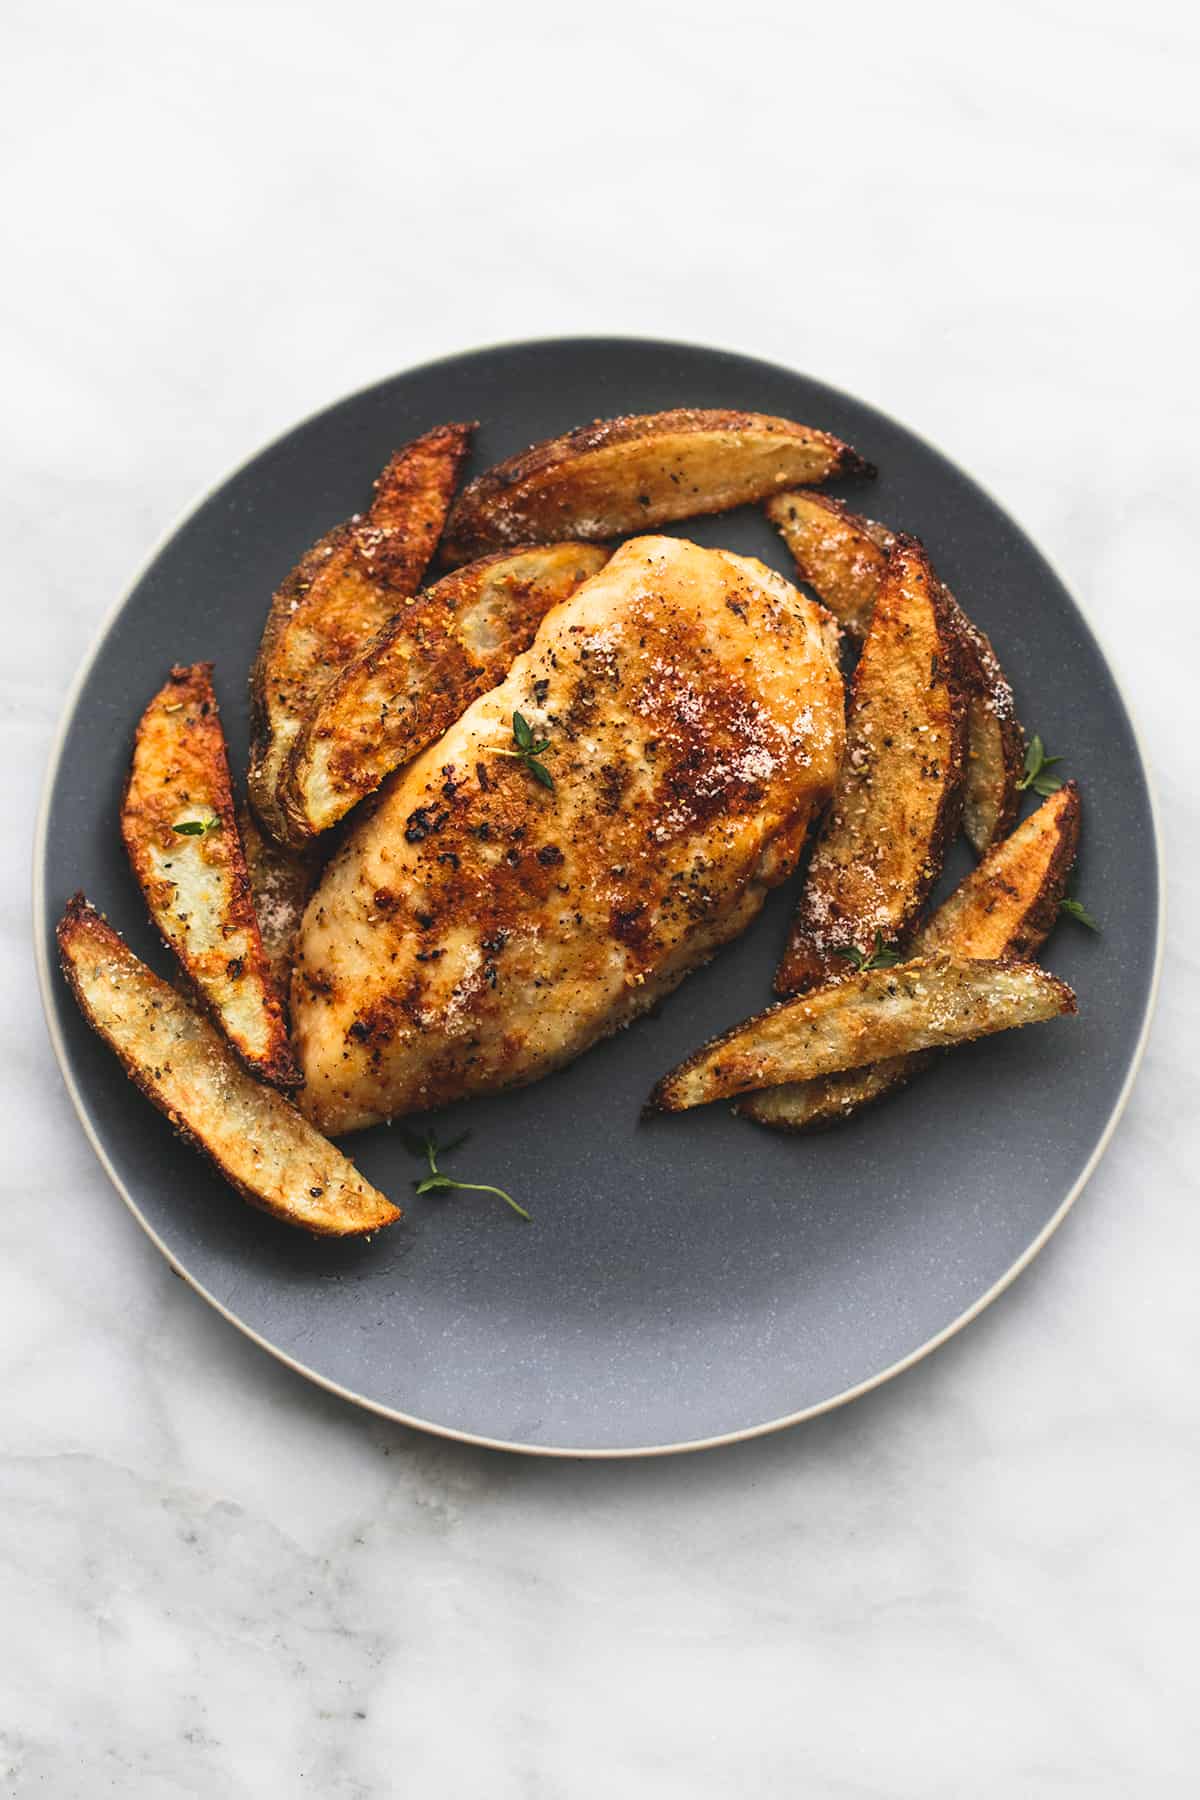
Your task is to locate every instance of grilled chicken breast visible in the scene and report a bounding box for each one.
[292,536,845,1132]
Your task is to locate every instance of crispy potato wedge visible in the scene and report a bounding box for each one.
[57,897,400,1236]
[917,781,1080,959]
[278,542,610,843]
[738,1052,932,1131]
[439,409,874,565]
[740,784,1081,1130]
[249,423,472,840]
[767,491,1023,853]
[121,664,297,1087]
[940,586,1025,853]
[775,537,967,994]
[765,491,893,636]
[649,952,1076,1113]
[238,804,318,996]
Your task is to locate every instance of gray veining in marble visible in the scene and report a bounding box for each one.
[4,0,1198,1792]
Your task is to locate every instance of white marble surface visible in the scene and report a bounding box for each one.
[5,1,1199,1791]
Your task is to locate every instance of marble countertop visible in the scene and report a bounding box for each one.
[5,2,1197,1792]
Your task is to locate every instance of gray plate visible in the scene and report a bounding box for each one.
[35,338,1161,1456]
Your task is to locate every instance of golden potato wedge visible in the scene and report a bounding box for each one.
[648,952,1076,1113]
[775,537,967,994]
[940,586,1025,853]
[57,897,400,1236]
[764,491,893,636]
[237,804,318,996]
[917,781,1080,959]
[767,491,1023,854]
[121,664,297,1087]
[737,1053,930,1131]
[439,409,874,565]
[278,542,610,843]
[249,423,472,840]
[740,783,1080,1130]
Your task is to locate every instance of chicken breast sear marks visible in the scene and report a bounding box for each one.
[291,536,845,1133]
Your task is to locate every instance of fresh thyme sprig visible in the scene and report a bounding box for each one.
[490,710,555,791]
[1016,735,1063,798]
[172,816,222,837]
[403,1129,531,1222]
[1060,895,1101,932]
[836,932,903,973]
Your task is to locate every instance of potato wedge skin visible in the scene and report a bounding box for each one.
[939,586,1025,854]
[768,491,1023,856]
[776,537,968,993]
[739,784,1080,1130]
[738,1052,935,1131]
[57,897,399,1236]
[121,664,298,1087]
[440,410,874,565]
[919,782,1080,959]
[248,423,472,840]
[649,952,1076,1113]
[238,804,318,996]
[278,543,610,844]
[765,491,893,636]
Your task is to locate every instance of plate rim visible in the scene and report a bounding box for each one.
[32,334,1166,1458]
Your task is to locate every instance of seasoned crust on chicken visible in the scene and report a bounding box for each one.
[291,536,846,1133]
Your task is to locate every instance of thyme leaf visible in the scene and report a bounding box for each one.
[836,932,903,973]
[1017,734,1064,798]
[1060,895,1100,932]
[405,1129,531,1222]
[490,710,555,793]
